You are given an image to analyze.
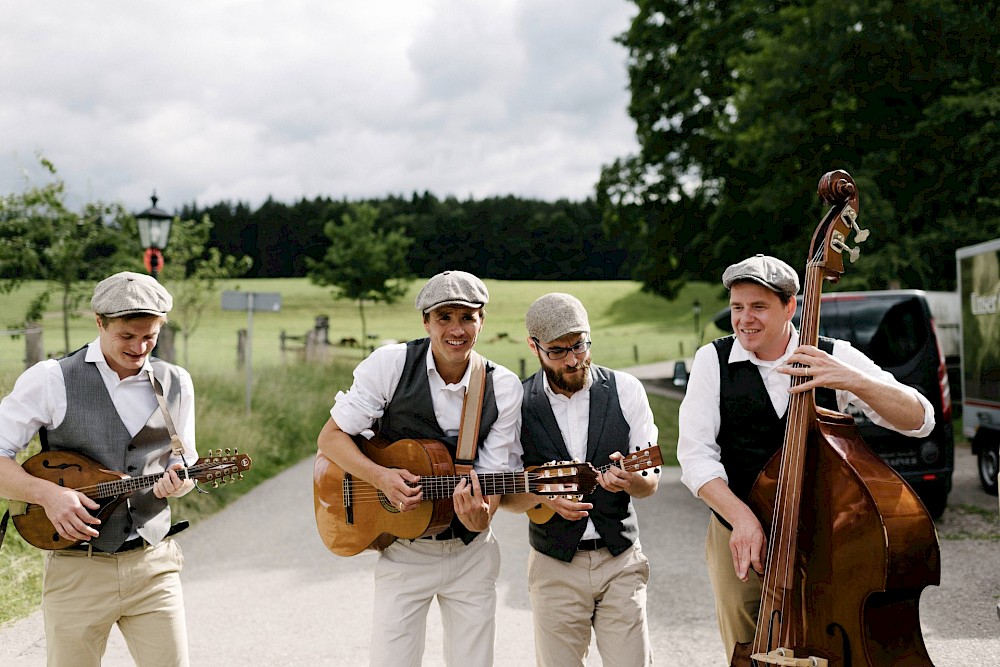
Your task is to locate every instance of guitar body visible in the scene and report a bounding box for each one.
[14,450,136,550]
[314,437,456,557]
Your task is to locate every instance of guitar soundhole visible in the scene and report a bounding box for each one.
[379,492,402,514]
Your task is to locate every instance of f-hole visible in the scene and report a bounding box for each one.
[826,622,852,667]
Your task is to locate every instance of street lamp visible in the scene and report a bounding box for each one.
[136,192,172,281]
[693,299,702,346]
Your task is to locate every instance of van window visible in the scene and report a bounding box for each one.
[793,296,928,368]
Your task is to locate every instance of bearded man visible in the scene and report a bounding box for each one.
[500,292,660,667]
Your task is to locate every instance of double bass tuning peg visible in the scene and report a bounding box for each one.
[841,206,869,243]
[831,235,861,263]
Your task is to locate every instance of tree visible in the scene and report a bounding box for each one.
[307,203,414,351]
[602,0,1000,295]
[0,157,132,353]
[156,214,253,367]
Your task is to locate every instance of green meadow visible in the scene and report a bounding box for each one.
[0,277,727,623]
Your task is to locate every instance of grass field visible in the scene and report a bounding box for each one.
[0,277,731,380]
[0,276,705,624]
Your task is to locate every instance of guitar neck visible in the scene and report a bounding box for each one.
[418,471,532,499]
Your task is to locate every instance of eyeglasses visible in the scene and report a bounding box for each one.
[532,338,592,360]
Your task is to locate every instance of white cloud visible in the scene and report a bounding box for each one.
[0,0,638,211]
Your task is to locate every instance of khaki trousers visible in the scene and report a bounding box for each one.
[528,542,652,667]
[705,514,761,663]
[42,539,188,667]
[370,529,501,667]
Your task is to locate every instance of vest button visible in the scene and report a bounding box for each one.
[127,466,136,472]
[128,445,136,451]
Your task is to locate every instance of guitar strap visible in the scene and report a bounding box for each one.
[453,352,487,475]
[147,371,192,477]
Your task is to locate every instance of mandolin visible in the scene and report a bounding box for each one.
[9,448,252,550]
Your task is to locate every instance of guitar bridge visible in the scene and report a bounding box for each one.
[343,473,354,525]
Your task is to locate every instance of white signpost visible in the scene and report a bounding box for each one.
[222,291,282,414]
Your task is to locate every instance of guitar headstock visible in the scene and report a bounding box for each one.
[620,444,663,475]
[193,448,253,488]
[526,460,599,497]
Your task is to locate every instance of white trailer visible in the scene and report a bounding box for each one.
[956,239,1000,494]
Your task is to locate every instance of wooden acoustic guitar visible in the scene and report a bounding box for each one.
[525,444,664,524]
[313,435,600,557]
[9,448,252,550]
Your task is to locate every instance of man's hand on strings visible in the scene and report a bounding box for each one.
[454,470,492,532]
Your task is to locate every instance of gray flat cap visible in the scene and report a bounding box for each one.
[415,270,489,313]
[91,271,173,317]
[722,254,800,297]
[525,293,590,343]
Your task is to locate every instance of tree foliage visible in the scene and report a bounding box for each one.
[0,157,132,353]
[307,203,414,348]
[602,0,1000,297]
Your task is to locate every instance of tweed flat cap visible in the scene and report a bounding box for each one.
[525,293,590,343]
[722,254,800,297]
[91,271,173,317]
[414,270,489,313]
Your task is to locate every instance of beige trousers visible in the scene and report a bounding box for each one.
[527,542,652,667]
[42,539,188,667]
[370,529,501,667]
[705,513,762,663]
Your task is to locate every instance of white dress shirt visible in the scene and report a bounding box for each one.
[330,342,523,473]
[0,338,197,464]
[677,328,935,498]
[540,366,659,539]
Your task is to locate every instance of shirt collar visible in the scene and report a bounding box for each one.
[728,325,799,369]
[424,344,473,389]
[85,337,154,378]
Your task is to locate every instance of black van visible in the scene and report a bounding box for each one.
[712,290,954,518]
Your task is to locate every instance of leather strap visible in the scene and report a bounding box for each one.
[453,352,486,473]
[147,370,186,458]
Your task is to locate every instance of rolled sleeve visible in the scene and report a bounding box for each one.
[329,345,406,436]
[0,360,63,459]
[677,345,728,497]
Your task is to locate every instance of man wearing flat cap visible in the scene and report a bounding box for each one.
[677,254,935,663]
[317,270,523,667]
[501,292,660,667]
[0,271,198,666]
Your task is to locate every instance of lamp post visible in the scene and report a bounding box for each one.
[693,299,702,346]
[136,192,172,281]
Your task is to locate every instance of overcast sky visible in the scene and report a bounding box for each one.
[0,1,639,213]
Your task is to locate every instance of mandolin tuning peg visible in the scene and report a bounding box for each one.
[654,468,660,474]
[641,471,648,476]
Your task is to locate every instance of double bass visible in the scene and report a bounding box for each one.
[731,171,940,666]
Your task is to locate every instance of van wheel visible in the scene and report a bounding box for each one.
[978,444,999,496]
[921,489,947,519]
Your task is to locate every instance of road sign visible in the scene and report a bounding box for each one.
[221,291,282,414]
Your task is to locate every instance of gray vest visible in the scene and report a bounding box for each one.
[521,365,638,562]
[378,338,500,544]
[45,347,183,552]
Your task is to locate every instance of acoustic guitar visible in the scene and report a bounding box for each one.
[313,435,600,556]
[525,444,663,524]
[9,448,252,550]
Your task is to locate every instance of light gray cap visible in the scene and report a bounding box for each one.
[525,293,590,343]
[414,270,489,313]
[91,271,173,317]
[722,254,800,298]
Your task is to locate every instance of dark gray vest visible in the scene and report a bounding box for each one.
[521,365,637,562]
[45,347,183,552]
[714,335,837,505]
[378,338,500,544]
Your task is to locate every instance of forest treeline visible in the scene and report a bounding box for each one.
[180,193,630,281]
